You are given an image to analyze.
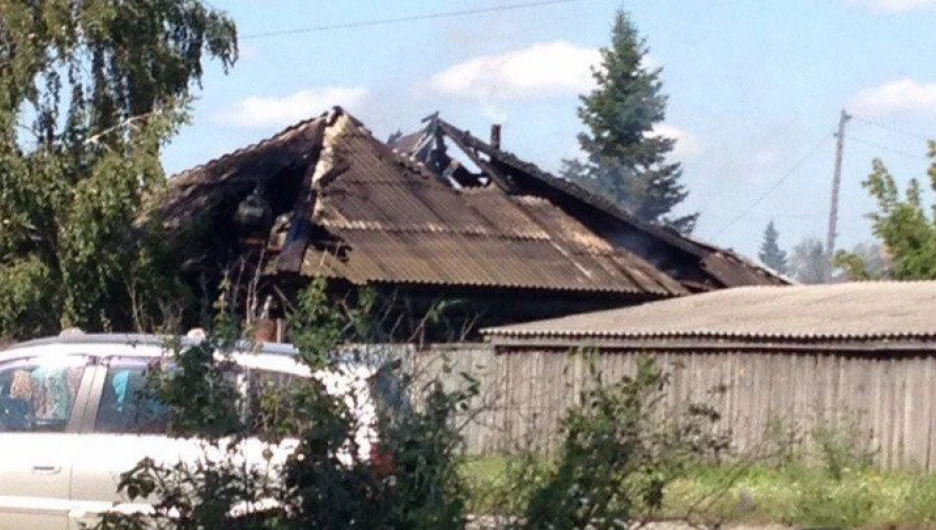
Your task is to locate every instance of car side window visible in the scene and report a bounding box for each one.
[243,369,305,435]
[94,359,170,434]
[0,356,87,433]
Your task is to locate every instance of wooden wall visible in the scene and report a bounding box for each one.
[402,344,936,469]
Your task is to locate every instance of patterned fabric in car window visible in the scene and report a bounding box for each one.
[0,362,83,432]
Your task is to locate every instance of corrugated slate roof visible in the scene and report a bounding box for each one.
[302,114,684,295]
[403,119,789,290]
[483,282,936,341]
[159,107,686,297]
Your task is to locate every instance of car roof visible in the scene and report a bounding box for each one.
[3,333,299,356]
[0,334,387,379]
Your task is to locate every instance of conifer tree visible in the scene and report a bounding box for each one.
[758,221,788,274]
[563,9,697,233]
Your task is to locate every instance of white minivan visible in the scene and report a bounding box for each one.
[0,333,402,530]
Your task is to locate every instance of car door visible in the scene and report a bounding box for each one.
[67,356,193,528]
[0,354,93,530]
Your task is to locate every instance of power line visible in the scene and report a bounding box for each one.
[850,136,930,161]
[241,0,579,39]
[711,134,833,239]
[851,116,933,142]
[705,212,826,220]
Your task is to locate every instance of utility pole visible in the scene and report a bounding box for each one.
[825,108,851,282]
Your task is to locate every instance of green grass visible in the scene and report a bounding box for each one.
[664,464,936,528]
[460,457,936,529]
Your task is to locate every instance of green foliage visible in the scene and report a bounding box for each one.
[834,242,891,281]
[0,0,237,339]
[287,278,352,370]
[97,281,475,529]
[512,356,728,529]
[563,10,697,234]
[0,257,60,338]
[838,146,936,280]
[148,339,243,441]
[758,221,788,274]
[659,464,933,528]
[812,420,875,481]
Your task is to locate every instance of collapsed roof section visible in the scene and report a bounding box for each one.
[158,107,686,298]
[390,115,789,291]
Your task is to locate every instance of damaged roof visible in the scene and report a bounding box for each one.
[392,117,788,290]
[158,107,686,297]
[484,281,936,345]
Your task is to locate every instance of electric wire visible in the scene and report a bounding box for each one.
[711,134,833,238]
[850,136,930,161]
[241,0,579,39]
[851,116,933,142]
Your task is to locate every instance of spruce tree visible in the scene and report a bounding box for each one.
[563,9,697,234]
[758,221,788,274]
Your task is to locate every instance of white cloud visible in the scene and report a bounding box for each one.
[851,79,936,117]
[848,0,936,12]
[428,41,601,100]
[480,100,509,125]
[216,86,370,128]
[650,124,703,160]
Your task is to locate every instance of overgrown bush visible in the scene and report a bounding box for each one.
[94,281,476,529]
[485,355,731,530]
[812,418,876,480]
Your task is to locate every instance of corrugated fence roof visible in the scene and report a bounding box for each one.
[484,282,936,341]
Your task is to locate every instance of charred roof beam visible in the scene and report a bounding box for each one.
[435,120,517,194]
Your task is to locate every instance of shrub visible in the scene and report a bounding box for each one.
[95,282,476,529]
[509,355,730,530]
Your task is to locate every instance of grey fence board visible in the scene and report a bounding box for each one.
[380,343,936,469]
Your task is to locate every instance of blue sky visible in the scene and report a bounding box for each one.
[164,0,936,261]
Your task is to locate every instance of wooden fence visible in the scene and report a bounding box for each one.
[395,344,936,470]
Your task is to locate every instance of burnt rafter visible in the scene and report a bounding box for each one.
[404,116,789,290]
[431,119,517,194]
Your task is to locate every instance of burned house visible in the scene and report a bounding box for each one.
[392,115,787,291]
[154,107,785,337]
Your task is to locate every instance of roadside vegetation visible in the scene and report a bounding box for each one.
[462,419,936,530]
[465,459,936,529]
